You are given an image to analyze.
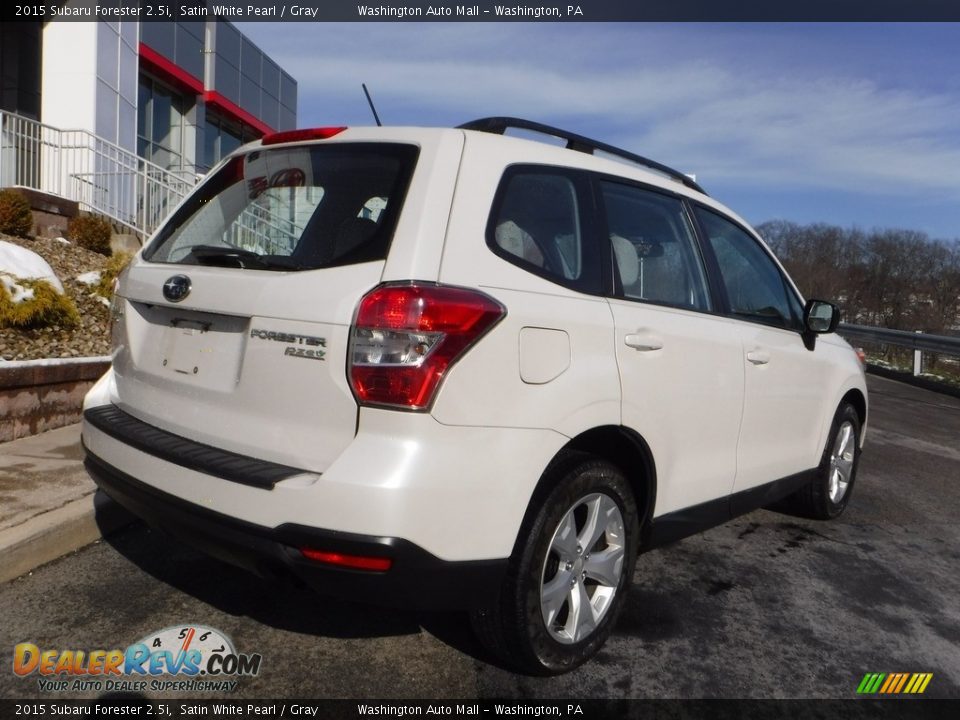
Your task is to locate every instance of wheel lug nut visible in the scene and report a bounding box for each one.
[581,570,587,580]
[565,561,573,571]
[576,545,582,555]
[570,578,577,587]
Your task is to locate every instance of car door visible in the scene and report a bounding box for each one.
[693,206,828,495]
[602,181,744,516]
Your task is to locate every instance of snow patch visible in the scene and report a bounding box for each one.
[76,270,102,286]
[1,274,35,303]
[0,241,65,294]
[54,237,71,245]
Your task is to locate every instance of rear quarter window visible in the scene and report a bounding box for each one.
[486,167,601,294]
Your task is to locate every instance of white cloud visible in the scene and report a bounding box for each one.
[243,24,960,200]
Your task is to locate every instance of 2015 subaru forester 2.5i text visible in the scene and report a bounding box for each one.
[82,118,867,675]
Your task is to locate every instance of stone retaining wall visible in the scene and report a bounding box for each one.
[0,357,110,443]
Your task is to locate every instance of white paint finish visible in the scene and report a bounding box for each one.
[82,403,566,561]
[430,287,620,438]
[113,250,387,475]
[610,300,745,515]
[121,259,384,325]
[733,323,839,492]
[82,367,116,411]
[111,302,361,474]
[375,130,464,283]
[519,327,571,385]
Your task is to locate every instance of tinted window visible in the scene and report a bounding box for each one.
[602,182,711,311]
[145,143,418,271]
[488,169,599,293]
[696,208,798,328]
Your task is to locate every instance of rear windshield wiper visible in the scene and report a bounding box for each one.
[188,245,304,271]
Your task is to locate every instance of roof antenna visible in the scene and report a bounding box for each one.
[362,83,382,127]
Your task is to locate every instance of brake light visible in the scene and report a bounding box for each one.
[261,127,346,145]
[349,283,506,410]
[299,548,392,572]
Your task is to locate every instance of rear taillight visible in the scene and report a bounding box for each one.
[348,283,506,410]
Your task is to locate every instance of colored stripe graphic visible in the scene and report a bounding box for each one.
[906,673,934,694]
[857,672,932,694]
[893,673,909,693]
[879,674,897,693]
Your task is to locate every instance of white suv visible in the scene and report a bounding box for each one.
[82,118,867,675]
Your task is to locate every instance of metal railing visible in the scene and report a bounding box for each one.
[839,323,960,376]
[0,110,198,240]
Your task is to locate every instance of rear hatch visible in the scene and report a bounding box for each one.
[110,136,427,472]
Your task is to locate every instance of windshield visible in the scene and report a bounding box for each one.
[144,143,419,271]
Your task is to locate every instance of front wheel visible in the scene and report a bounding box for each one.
[471,454,639,675]
[783,402,862,520]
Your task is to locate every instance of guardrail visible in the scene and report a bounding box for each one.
[838,323,960,376]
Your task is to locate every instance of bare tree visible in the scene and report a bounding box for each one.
[757,221,960,333]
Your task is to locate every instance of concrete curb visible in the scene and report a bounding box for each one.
[0,490,135,584]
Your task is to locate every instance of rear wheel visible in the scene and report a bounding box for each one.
[783,403,861,520]
[471,454,639,675]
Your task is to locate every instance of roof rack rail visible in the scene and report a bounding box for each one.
[458,117,706,195]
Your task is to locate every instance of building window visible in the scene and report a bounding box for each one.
[202,112,261,172]
[137,74,187,172]
[0,21,42,119]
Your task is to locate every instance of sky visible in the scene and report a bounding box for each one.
[241,23,960,240]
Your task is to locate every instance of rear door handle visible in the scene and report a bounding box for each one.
[746,349,770,365]
[624,333,664,352]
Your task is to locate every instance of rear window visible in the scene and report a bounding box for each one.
[144,143,418,271]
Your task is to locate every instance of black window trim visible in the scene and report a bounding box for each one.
[485,163,606,297]
[689,200,806,334]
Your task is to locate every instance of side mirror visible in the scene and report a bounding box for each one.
[803,299,840,335]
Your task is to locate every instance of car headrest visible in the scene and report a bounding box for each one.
[611,234,639,286]
[496,220,544,267]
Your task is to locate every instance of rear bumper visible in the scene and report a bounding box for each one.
[84,449,507,611]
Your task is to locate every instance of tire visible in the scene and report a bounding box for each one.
[782,403,862,520]
[471,454,639,675]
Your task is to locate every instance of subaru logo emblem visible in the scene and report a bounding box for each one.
[162,275,191,303]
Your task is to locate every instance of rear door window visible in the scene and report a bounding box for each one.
[145,143,418,271]
[600,181,712,311]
